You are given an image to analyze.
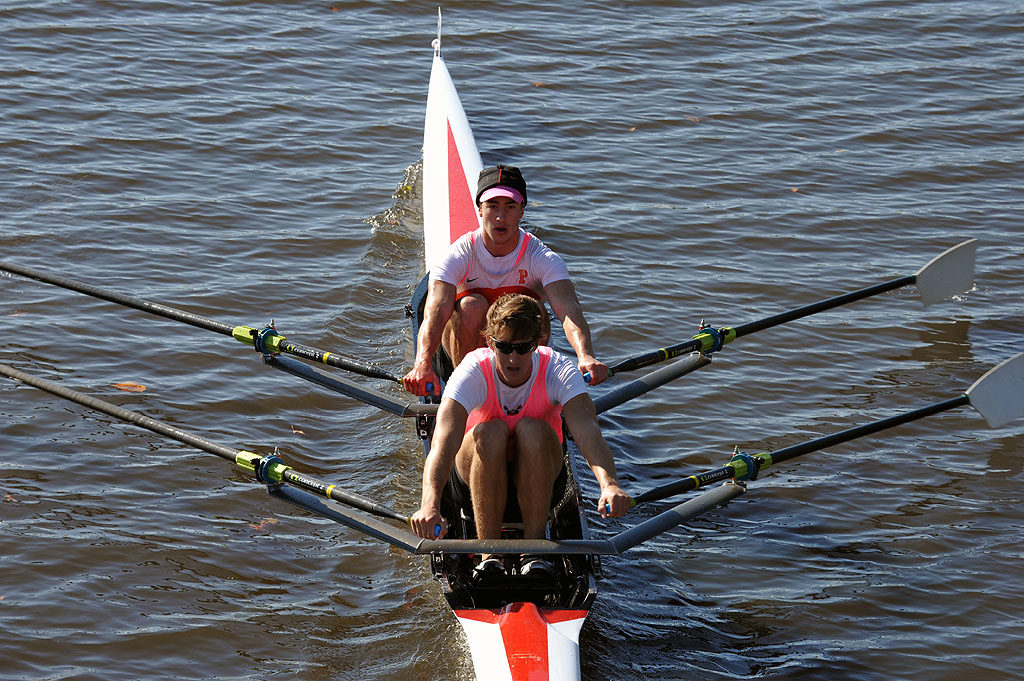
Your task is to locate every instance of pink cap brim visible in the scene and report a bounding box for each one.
[479,186,525,204]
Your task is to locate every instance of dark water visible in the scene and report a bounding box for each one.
[2,2,1022,680]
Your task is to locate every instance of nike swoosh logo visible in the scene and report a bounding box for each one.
[466,277,479,283]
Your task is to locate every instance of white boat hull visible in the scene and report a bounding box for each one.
[456,605,588,681]
[419,24,593,681]
[422,51,482,273]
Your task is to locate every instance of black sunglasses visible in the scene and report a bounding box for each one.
[489,338,537,355]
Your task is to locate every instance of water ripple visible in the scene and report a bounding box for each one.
[2,1,1022,679]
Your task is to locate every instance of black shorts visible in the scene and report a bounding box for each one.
[449,461,523,523]
[448,456,569,525]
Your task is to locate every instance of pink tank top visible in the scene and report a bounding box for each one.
[464,346,564,446]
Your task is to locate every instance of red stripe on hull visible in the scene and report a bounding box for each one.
[447,120,478,244]
[500,602,550,681]
[455,605,590,680]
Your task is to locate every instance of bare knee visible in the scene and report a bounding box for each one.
[512,419,562,474]
[446,294,489,363]
[471,419,510,453]
[514,418,561,454]
[455,296,488,345]
[457,420,509,480]
[456,293,490,321]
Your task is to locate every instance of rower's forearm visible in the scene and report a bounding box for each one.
[562,314,597,359]
[415,301,452,365]
[421,453,453,509]
[415,282,456,366]
[589,460,621,489]
[414,320,442,365]
[577,437,621,488]
[420,404,466,510]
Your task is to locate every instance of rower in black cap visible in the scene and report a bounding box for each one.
[403,164,609,395]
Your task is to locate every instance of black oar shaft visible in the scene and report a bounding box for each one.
[0,260,400,383]
[607,275,919,376]
[634,393,970,506]
[631,465,732,505]
[275,340,400,382]
[732,275,916,338]
[768,394,968,466]
[0,362,240,462]
[0,362,408,523]
[1,260,235,336]
[279,468,408,522]
[607,338,703,375]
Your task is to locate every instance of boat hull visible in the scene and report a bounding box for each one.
[456,605,589,681]
[410,274,598,681]
[422,51,483,273]
[417,32,597,681]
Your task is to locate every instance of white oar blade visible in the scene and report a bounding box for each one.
[914,238,977,306]
[965,353,1024,428]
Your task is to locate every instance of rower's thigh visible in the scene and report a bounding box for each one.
[511,418,562,479]
[456,419,510,481]
[444,293,489,360]
[451,293,489,331]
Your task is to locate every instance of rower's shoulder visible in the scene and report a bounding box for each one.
[523,232,567,265]
[540,345,577,370]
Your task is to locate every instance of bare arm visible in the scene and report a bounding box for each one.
[403,279,457,395]
[411,397,469,538]
[545,279,609,385]
[561,392,631,517]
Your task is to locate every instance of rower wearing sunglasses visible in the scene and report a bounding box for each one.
[403,163,609,396]
[410,293,631,577]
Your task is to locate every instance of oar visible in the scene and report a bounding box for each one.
[265,354,437,417]
[605,239,977,376]
[0,359,744,556]
[279,475,746,556]
[593,353,711,415]
[0,362,410,524]
[632,352,1023,505]
[0,260,401,383]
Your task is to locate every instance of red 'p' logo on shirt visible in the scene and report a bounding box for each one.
[518,269,528,284]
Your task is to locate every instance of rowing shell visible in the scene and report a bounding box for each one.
[415,17,595,681]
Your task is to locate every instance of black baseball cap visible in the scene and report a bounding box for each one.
[475,164,528,205]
